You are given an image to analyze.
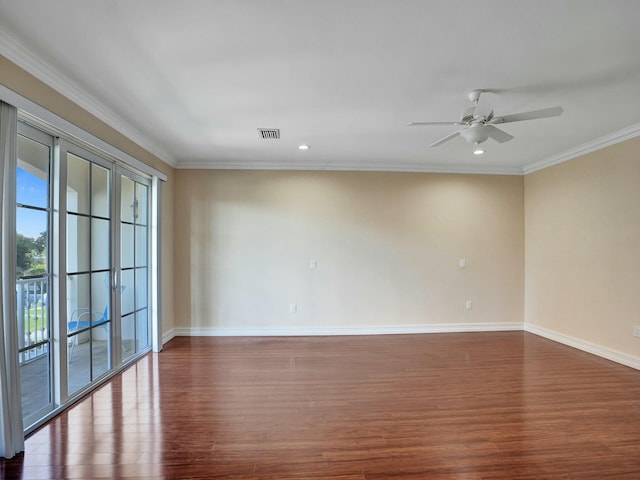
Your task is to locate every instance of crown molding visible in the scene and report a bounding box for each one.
[523,122,640,175]
[176,159,524,175]
[0,30,178,168]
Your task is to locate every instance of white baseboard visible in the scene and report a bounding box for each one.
[525,323,640,371]
[162,328,177,345]
[172,322,523,337]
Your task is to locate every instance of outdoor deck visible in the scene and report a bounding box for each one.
[20,339,135,421]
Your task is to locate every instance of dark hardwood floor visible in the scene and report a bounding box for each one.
[2,332,640,479]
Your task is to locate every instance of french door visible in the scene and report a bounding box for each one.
[17,121,153,430]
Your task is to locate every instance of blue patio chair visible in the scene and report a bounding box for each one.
[67,306,110,358]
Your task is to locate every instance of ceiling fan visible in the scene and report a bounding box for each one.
[407,89,563,150]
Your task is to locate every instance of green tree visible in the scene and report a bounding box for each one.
[17,233,36,276]
[34,231,47,253]
[17,232,47,277]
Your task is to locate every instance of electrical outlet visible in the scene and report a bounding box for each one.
[465,300,473,310]
[290,304,297,314]
[634,325,640,337]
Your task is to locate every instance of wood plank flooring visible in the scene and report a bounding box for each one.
[2,332,640,479]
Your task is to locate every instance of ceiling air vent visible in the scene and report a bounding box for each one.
[258,128,280,139]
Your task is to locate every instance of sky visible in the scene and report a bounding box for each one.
[17,167,48,238]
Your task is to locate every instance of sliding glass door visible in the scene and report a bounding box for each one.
[119,170,151,361]
[14,118,156,431]
[16,123,54,426]
[64,147,113,395]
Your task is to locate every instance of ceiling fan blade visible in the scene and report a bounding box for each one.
[407,121,464,126]
[429,130,462,147]
[491,106,563,124]
[485,125,514,143]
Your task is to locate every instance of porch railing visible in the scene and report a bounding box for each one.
[16,277,49,364]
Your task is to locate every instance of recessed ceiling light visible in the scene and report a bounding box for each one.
[473,148,484,155]
[298,145,310,150]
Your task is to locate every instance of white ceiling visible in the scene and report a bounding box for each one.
[1,1,640,174]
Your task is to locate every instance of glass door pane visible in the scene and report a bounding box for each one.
[16,125,54,426]
[119,172,150,360]
[66,151,112,395]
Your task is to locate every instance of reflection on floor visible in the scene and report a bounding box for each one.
[20,339,135,421]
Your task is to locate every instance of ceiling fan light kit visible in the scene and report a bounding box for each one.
[408,89,563,152]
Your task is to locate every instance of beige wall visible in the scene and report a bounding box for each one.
[174,170,524,330]
[525,137,640,358]
[0,55,175,337]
